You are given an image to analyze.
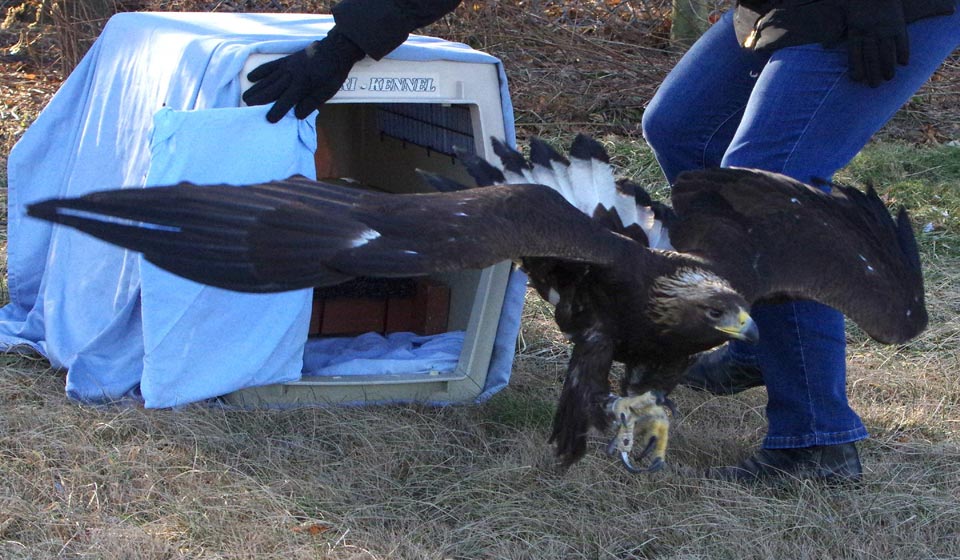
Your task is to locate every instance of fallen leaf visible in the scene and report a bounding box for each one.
[919,123,946,145]
[292,522,332,536]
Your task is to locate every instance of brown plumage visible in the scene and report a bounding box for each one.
[26,135,927,470]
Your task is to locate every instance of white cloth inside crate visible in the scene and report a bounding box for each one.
[302,332,466,378]
[1,12,524,407]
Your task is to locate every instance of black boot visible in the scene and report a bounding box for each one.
[707,443,863,483]
[683,345,764,395]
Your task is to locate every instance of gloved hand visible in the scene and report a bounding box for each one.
[242,28,366,122]
[844,0,909,87]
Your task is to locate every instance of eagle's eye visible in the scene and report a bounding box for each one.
[706,307,724,320]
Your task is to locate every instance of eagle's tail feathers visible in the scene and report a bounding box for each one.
[484,136,674,249]
[529,137,578,204]
[491,137,534,184]
[566,139,602,214]
[452,147,505,187]
[570,134,617,214]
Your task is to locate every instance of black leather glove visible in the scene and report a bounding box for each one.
[242,28,366,122]
[844,0,910,87]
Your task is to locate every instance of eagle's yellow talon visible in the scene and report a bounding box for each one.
[606,392,671,473]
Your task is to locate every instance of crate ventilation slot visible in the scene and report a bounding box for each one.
[376,103,475,156]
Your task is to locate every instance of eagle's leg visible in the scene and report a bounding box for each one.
[549,332,615,468]
[604,392,670,473]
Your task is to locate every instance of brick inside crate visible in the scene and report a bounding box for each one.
[309,278,450,337]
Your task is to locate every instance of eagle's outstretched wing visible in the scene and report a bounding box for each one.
[27,175,633,293]
[668,167,927,344]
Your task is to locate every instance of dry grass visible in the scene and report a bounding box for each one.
[1,278,959,558]
[2,1,960,558]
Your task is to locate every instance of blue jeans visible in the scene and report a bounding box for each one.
[642,7,960,449]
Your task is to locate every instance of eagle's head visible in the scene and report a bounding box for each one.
[648,267,759,350]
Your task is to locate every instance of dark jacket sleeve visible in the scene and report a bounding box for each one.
[332,0,463,59]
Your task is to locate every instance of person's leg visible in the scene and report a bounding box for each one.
[725,13,960,183]
[643,10,770,384]
[719,9,960,460]
[642,10,769,182]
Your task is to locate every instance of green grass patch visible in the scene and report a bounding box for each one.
[841,142,960,250]
[481,391,556,431]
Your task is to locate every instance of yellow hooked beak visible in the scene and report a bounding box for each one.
[715,309,759,343]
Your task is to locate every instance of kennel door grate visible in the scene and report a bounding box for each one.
[376,103,476,156]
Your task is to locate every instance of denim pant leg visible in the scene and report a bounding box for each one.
[642,10,771,370]
[642,8,960,449]
[724,11,959,448]
[642,10,769,182]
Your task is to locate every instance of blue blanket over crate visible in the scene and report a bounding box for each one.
[1,12,526,407]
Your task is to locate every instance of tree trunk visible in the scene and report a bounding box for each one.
[671,0,711,46]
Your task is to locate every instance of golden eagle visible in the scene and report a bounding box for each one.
[26,135,927,472]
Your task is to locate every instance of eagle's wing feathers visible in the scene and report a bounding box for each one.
[28,175,631,293]
[669,168,927,344]
[463,136,671,248]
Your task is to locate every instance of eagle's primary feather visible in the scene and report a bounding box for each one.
[26,135,928,469]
